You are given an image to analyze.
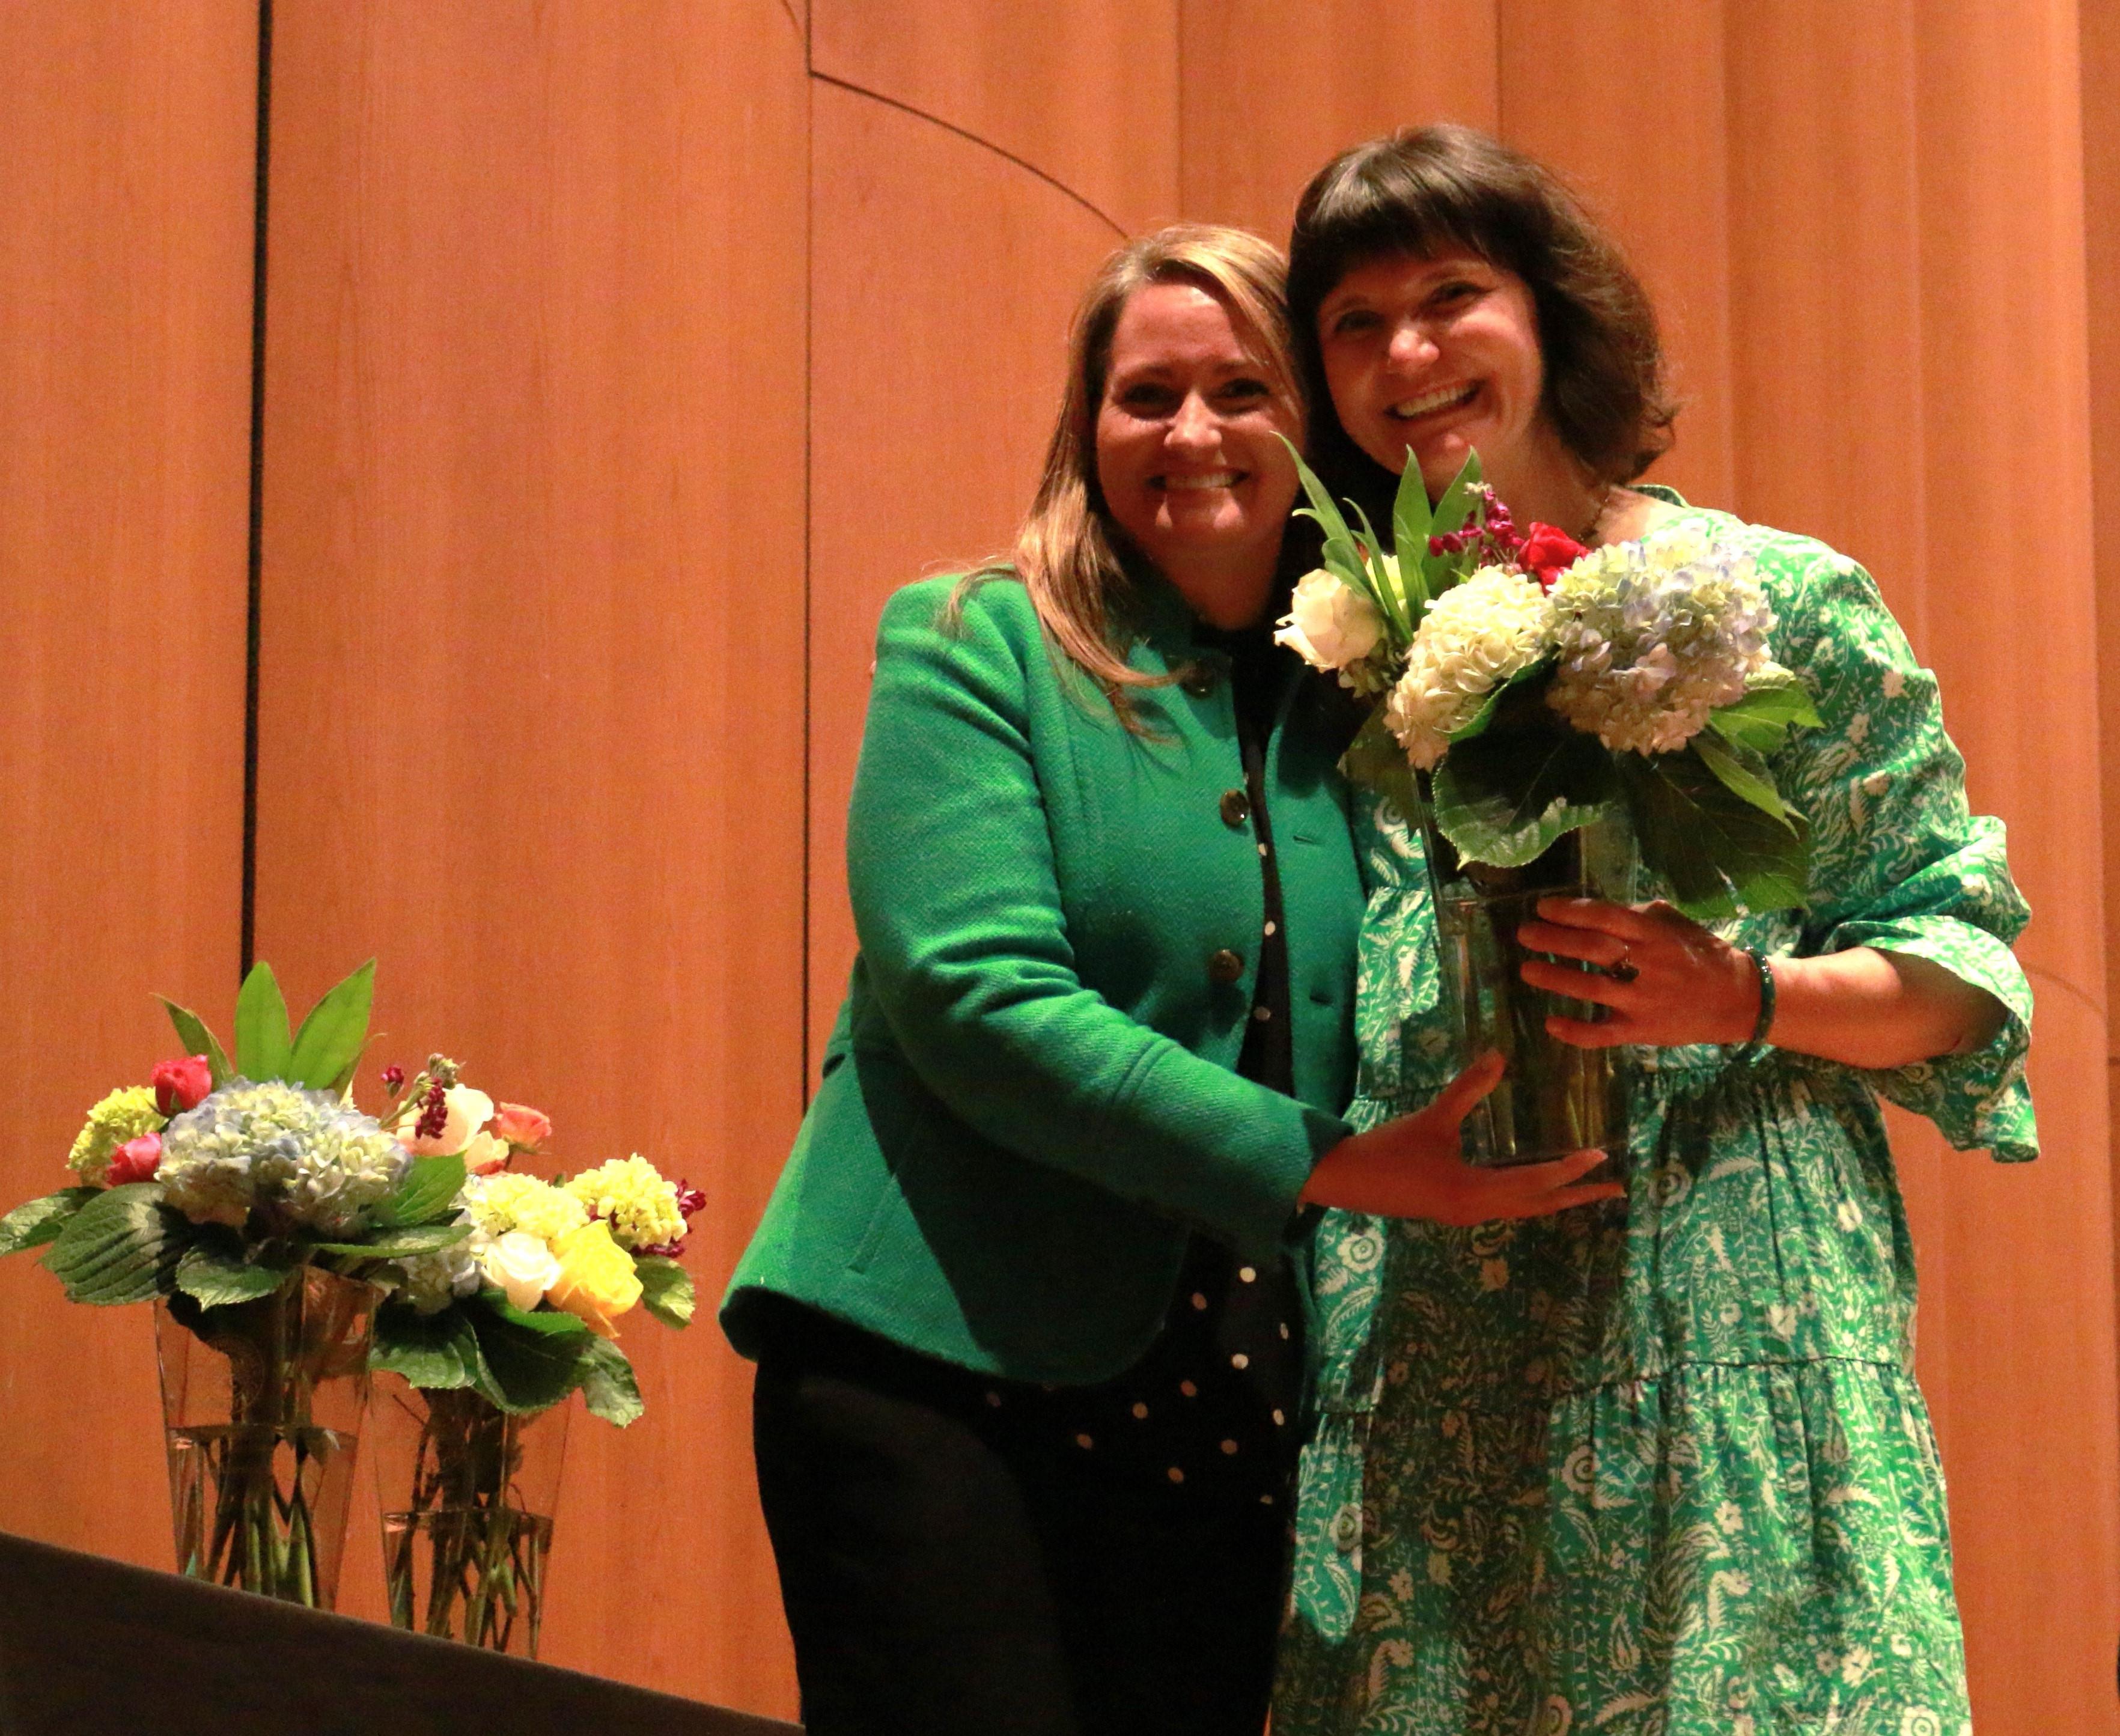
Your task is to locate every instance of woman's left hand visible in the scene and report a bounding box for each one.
[1518,897,1762,1050]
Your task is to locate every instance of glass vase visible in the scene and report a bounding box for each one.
[155,1264,374,1607]
[372,1375,571,1657]
[1424,811,1639,1167]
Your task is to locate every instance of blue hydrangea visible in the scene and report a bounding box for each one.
[158,1079,411,1235]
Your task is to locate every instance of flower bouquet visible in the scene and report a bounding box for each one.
[366,1061,699,1657]
[0,961,470,1606]
[1275,442,1819,1162]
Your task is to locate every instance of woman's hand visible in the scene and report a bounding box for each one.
[1521,897,2008,1067]
[1299,1052,1624,1224]
[1517,897,1760,1049]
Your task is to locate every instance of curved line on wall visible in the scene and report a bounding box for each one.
[2023,960,2106,1031]
[779,0,802,49]
[809,69,1126,242]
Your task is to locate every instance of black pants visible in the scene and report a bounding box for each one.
[751,1317,1293,1736]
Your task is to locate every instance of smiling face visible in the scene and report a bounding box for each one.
[1093,281,1302,629]
[1317,250,1574,510]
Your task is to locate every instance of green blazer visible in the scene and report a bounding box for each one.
[720,571,1363,1383]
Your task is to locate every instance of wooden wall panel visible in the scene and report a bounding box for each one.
[2086,0,2120,1398]
[811,0,1179,231]
[1497,0,1736,510]
[1910,5,2119,1727]
[805,83,1129,1073]
[1178,0,1500,240]
[254,1,806,1716]
[0,2,255,1568]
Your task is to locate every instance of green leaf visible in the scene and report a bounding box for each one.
[233,962,293,1082]
[1428,449,1483,541]
[371,1303,485,1390]
[1342,496,1411,639]
[285,959,376,1092]
[466,1294,590,1414]
[1692,733,1799,826]
[1445,657,1556,748]
[1618,751,1812,918]
[310,1222,471,1259]
[372,1154,466,1229]
[0,1189,100,1258]
[1279,434,1365,581]
[175,1233,294,1308]
[157,999,232,1088]
[1705,668,1822,755]
[635,1256,695,1330]
[1338,708,1426,830]
[41,1183,191,1305]
[578,1337,644,1427]
[1431,725,1621,867]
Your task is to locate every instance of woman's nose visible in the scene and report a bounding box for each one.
[1386,319,1439,371]
[1167,392,1219,449]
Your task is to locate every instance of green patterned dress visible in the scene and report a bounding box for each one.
[1275,504,2036,1736]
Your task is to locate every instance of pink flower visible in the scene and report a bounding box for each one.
[493,1102,553,1153]
[151,1056,213,1117]
[106,1133,163,1187]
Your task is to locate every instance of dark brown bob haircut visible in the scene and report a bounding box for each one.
[1288,124,1676,521]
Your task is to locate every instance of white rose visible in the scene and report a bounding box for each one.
[478,1228,562,1311]
[1275,569,1384,671]
[395,1084,496,1157]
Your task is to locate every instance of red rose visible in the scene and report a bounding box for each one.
[1519,523,1589,591]
[107,1133,163,1187]
[152,1055,214,1116]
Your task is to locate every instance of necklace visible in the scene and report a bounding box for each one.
[1578,483,1616,548]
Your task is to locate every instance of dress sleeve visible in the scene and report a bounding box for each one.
[846,580,1350,1259]
[1763,538,2037,1162]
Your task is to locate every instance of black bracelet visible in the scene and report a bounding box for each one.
[1744,948,1777,1047]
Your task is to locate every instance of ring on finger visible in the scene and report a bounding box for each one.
[1609,943,1638,984]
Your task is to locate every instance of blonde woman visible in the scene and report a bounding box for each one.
[721,225,1615,1736]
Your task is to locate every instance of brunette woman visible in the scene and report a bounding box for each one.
[1272,128,2033,1736]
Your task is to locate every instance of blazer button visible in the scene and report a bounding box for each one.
[1208,948,1244,985]
[1180,664,1219,698]
[1219,788,1250,827]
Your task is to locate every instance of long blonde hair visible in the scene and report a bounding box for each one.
[964,225,1302,726]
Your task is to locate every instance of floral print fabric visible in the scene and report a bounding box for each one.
[1276,509,2035,1736]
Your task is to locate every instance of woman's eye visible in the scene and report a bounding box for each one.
[1118,384,1178,414]
[1329,308,1379,338]
[1219,378,1270,404]
[1433,280,1483,309]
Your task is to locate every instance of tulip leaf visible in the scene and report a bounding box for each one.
[635,1256,695,1330]
[1279,436,1368,594]
[373,1154,466,1229]
[1428,449,1484,543]
[311,1222,471,1259]
[371,1305,486,1390]
[0,1189,100,1259]
[1342,496,1412,640]
[42,1184,191,1305]
[1390,445,1434,613]
[157,999,233,1089]
[234,962,293,1082]
[286,959,376,1092]
[175,1234,295,1309]
[578,1337,644,1427]
[467,1295,589,1414]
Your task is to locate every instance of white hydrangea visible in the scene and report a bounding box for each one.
[158,1079,412,1235]
[1544,529,1776,754]
[395,1234,484,1314]
[1383,567,1556,769]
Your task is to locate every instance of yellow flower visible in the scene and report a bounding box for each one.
[547,1219,642,1340]
[463,1172,587,1244]
[564,1154,684,1250]
[67,1087,166,1186]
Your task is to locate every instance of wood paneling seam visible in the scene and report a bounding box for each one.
[808,70,1125,242]
[239,0,273,981]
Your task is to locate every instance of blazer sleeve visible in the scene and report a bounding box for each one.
[845,580,1349,1260]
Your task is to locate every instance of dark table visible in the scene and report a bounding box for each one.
[0,1529,800,1735]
